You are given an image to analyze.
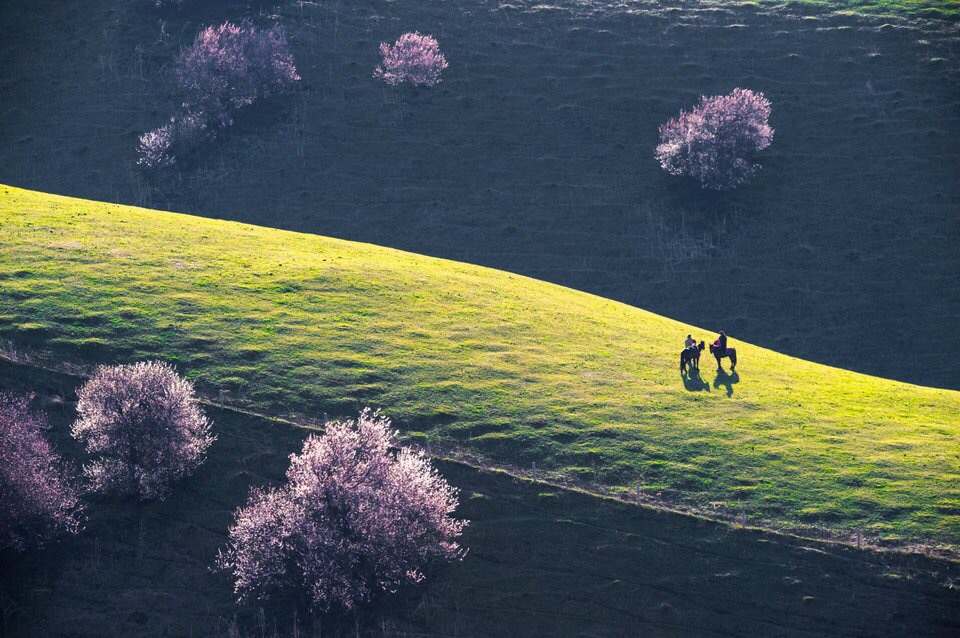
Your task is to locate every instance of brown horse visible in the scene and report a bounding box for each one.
[680,341,705,374]
[709,343,737,370]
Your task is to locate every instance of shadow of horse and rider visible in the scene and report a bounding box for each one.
[679,332,739,397]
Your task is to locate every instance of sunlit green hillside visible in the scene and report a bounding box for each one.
[2,186,958,545]
[754,0,960,18]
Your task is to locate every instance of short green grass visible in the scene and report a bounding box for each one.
[4,361,959,637]
[2,185,959,546]
[750,0,960,17]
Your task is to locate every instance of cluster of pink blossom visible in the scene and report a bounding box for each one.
[71,361,215,500]
[655,88,774,191]
[0,393,83,552]
[138,20,298,168]
[137,110,207,168]
[218,408,466,611]
[176,20,300,125]
[375,32,449,87]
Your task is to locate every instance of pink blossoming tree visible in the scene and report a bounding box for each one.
[655,88,774,191]
[138,20,298,168]
[0,393,83,552]
[71,361,215,501]
[217,409,466,611]
[375,32,449,87]
[176,20,300,125]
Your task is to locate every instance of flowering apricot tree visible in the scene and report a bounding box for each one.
[71,361,215,500]
[218,409,466,610]
[175,20,300,125]
[138,20,298,168]
[375,32,448,87]
[0,393,83,551]
[656,88,774,190]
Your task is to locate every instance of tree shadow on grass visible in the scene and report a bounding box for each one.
[713,369,739,397]
[680,369,710,392]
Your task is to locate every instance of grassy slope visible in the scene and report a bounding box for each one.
[1,0,958,397]
[3,187,959,546]
[2,362,959,638]
[751,0,960,18]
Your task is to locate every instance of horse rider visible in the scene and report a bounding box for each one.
[685,334,696,350]
[715,331,728,355]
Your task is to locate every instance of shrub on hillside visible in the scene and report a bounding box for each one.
[375,32,449,87]
[0,393,83,552]
[217,408,466,611]
[137,110,208,168]
[71,361,215,500]
[175,20,300,126]
[655,88,774,191]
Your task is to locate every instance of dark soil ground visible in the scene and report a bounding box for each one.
[1,0,958,389]
[1,361,959,638]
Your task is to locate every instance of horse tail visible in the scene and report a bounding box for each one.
[679,352,685,371]
[731,349,737,368]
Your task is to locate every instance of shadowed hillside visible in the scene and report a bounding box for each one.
[1,361,959,638]
[0,0,957,390]
[2,186,959,549]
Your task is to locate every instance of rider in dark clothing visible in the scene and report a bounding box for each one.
[718,331,728,355]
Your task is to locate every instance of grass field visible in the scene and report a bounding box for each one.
[0,0,957,394]
[2,361,958,637]
[2,185,959,549]
[753,0,960,17]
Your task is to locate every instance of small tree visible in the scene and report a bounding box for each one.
[375,32,449,87]
[218,409,466,611]
[655,88,774,191]
[71,361,215,501]
[137,110,208,168]
[175,20,300,126]
[0,393,83,552]
[138,20,298,168]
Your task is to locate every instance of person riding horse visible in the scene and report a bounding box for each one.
[680,335,704,373]
[710,331,737,369]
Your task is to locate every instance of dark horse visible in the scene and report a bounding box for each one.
[709,342,737,370]
[680,341,705,374]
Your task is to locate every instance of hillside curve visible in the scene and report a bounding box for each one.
[1,185,958,546]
